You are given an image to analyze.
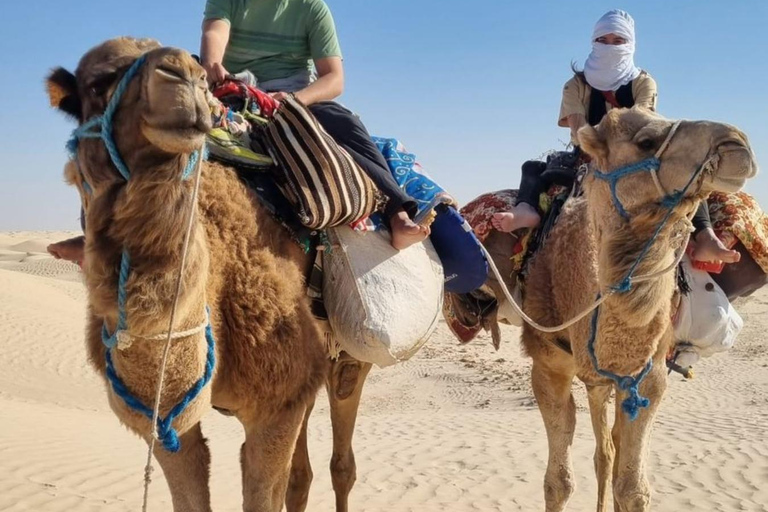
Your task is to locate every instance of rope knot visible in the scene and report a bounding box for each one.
[157,421,181,453]
[620,385,651,421]
[611,278,633,294]
[66,138,79,158]
[660,190,683,209]
[617,376,636,391]
[116,330,134,350]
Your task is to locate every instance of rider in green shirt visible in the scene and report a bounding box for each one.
[200,0,429,250]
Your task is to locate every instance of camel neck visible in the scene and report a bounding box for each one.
[92,150,210,351]
[595,208,688,328]
[113,152,200,264]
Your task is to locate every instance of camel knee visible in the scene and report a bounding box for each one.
[544,465,575,507]
[334,362,362,400]
[330,451,356,494]
[286,463,313,510]
[613,473,651,511]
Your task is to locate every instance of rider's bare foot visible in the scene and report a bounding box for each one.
[390,210,430,250]
[47,236,86,265]
[691,228,740,264]
[491,203,541,233]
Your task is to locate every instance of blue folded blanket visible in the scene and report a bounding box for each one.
[371,136,488,293]
[366,136,456,228]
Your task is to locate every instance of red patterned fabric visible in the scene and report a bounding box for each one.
[458,189,546,273]
[442,297,484,343]
[460,190,517,243]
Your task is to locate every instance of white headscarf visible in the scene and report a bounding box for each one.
[583,10,641,92]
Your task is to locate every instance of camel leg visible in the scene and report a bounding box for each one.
[531,359,577,512]
[611,405,622,512]
[241,404,307,512]
[152,422,212,512]
[611,362,667,512]
[586,384,615,512]
[286,396,316,512]
[327,354,372,512]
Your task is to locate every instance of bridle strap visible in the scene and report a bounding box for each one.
[68,55,149,181]
[648,120,684,198]
[592,120,711,220]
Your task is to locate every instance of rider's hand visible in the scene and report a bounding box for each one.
[269,91,290,102]
[204,62,229,86]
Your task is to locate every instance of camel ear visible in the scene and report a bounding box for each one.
[46,67,81,120]
[578,125,608,162]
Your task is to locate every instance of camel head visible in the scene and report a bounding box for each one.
[578,108,757,219]
[46,37,212,189]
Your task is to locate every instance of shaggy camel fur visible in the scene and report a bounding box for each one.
[51,36,397,512]
[483,108,756,511]
[48,37,334,512]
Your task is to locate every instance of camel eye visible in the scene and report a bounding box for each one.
[637,138,657,151]
[88,72,117,96]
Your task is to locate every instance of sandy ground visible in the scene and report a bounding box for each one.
[0,231,766,511]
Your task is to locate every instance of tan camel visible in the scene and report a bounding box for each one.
[471,108,756,511]
[47,37,343,512]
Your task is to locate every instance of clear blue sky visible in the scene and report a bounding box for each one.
[1,0,765,230]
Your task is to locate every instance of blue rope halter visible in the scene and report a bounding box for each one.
[587,120,712,420]
[67,54,213,452]
[592,157,663,220]
[67,54,201,183]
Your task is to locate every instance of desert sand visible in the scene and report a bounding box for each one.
[1,230,766,511]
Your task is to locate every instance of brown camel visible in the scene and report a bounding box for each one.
[50,36,414,512]
[460,108,757,511]
[46,37,363,512]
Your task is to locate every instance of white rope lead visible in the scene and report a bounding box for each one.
[475,220,691,334]
[141,147,206,512]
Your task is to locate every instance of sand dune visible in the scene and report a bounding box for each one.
[1,231,766,511]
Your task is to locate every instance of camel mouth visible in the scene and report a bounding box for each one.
[718,140,757,173]
[703,140,757,193]
[141,123,208,154]
[711,176,748,193]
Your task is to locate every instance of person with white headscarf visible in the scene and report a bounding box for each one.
[492,10,739,265]
[583,9,642,95]
[563,9,655,143]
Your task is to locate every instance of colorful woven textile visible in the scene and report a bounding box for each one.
[708,191,768,273]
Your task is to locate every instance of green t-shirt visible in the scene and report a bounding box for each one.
[204,0,342,83]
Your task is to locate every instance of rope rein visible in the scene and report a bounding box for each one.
[478,226,691,334]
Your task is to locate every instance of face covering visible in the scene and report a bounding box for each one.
[583,9,641,92]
